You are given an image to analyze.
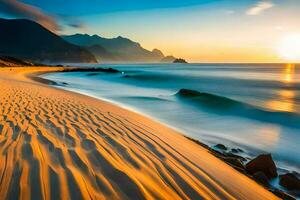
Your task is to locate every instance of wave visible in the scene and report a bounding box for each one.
[176,89,300,129]
[120,72,300,91]
[121,96,171,102]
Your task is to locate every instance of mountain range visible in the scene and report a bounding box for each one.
[0,18,97,63]
[0,18,179,64]
[63,34,177,63]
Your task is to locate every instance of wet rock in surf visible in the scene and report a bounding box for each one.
[279,173,300,191]
[231,148,244,153]
[173,58,188,63]
[253,171,269,186]
[176,89,203,97]
[214,144,227,151]
[225,152,247,162]
[245,154,277,179]
[231,149,238,153]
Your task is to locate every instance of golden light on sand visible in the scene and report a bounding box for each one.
[278,34,300,62]
[0,67,279,200]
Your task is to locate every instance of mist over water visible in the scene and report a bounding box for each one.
[43,63,300,171]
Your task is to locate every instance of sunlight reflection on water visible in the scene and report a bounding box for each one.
[266,64,296,112]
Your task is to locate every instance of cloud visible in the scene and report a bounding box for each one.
[0,0,60,31]
[246,1,274,15]
[58,14,86,30]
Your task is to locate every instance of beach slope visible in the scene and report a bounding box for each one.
[0,67,278,200]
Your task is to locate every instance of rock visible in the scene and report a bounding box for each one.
[271,189,296,200]
[231,148,244,153]
[231,148,238,153]
[214,144,227,151]
[253,171,269,186]
[245,154,277,179]
[279,173,300,191]
[173,58,188,63]
[223,157,245,169]
[225,152,247,162]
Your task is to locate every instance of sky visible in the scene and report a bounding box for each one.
[1,0,300,62]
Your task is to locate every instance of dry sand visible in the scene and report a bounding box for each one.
[0,67,279,200]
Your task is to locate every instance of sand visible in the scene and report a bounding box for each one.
[0,67,278,200]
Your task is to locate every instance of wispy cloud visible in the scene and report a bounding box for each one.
[0,0,60,31]
[246,1,274,16]
[58,14,86,30]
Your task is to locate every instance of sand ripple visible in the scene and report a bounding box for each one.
[0,68,278,200]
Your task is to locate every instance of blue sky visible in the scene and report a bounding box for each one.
[1,0,300,62]
[20,0,227,15]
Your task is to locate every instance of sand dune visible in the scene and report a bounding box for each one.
[0,67,278,200]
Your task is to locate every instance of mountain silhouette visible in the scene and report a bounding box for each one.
[0,18,97,63]
[63,34,167,63]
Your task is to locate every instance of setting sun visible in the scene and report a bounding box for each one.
[278,34,300,62]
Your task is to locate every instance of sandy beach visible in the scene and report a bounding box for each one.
[0,67,279,200]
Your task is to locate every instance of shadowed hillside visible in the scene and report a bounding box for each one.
[0,18,97,64]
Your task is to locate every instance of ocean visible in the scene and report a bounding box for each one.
[42,63,300,172]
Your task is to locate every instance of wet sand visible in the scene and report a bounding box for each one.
[0,67,278,199]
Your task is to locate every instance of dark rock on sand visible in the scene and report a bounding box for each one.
[279,173,300,191]
[223,157,245,170]
[214,144,227,150]
[253,171,269,186]
[245,154,277,179]
[271,189,296,200]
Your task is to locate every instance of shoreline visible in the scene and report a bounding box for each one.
[38,67,299,199]
[0,66,284,199]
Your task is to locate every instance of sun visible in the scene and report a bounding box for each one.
[277,33,300,62]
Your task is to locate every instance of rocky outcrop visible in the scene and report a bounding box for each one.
[245,154,277,179]
[253,171,269,186]
[214,144,227,151]
[173,58,188,63]
[279,173,300,191]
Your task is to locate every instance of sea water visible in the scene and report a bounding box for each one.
[42,63,300,172]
